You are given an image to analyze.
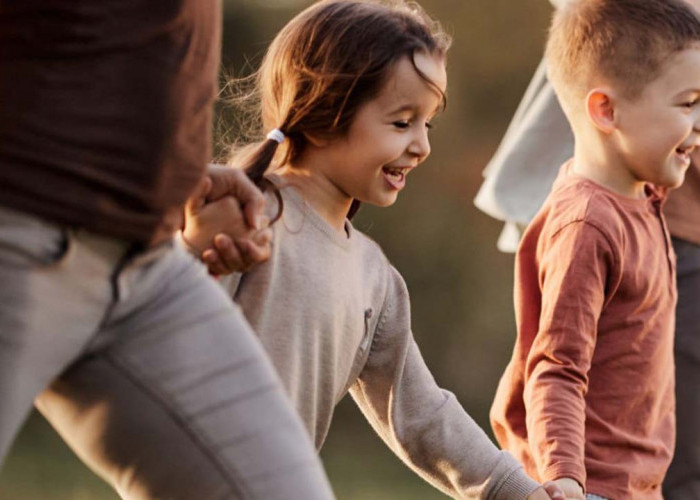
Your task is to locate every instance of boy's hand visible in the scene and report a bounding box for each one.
[552,477,585,500]
[526,481,566,500]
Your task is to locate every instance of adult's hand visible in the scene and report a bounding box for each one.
[206,164,266,230]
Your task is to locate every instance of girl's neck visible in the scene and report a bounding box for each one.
[276,165,353,234]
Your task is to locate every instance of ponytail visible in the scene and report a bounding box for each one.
[243,129,286,223]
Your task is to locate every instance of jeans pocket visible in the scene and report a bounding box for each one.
[0,206,71,268]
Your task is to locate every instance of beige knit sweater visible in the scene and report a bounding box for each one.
[220,179,540,499]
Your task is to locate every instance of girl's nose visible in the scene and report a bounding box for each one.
[408,128,431,160]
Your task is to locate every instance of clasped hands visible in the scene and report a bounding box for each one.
[182,164,273,275]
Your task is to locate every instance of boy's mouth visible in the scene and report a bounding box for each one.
[382,166,412,190]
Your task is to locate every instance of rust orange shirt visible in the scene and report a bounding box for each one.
[491,162,677,500]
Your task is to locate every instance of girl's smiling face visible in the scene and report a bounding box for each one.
[298,51,447,211]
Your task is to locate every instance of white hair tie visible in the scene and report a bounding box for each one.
[266,128,285,144]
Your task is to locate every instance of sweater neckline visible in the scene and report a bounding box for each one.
[267,174,354,249]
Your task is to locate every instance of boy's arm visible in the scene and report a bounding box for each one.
[523,220,615,488]
[349,265,545,500]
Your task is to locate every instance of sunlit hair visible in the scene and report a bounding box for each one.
[546,0,700,113]
[225,0,451,219]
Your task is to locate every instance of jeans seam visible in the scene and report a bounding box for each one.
[103,352,251,499]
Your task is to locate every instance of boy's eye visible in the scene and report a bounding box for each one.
[426,121,433,130]
[682,99,699,109]
[393,120,410,129]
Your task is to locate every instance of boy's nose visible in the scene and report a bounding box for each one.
[693,107,700,130]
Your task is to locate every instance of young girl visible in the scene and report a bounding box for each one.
[185,1,561,498]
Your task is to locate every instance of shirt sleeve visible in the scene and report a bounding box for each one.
[524,220,616,485]
[350,265,541,500]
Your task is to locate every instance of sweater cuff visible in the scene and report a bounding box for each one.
[491,452,541,500]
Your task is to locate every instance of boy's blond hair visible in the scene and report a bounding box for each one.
[546,0,700,113]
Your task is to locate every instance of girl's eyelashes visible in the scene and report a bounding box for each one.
[392,119,434,129]
[681,98,699,109]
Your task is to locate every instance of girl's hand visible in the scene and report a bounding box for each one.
[202,221,273,275]
[551,477,585,500]
[527,481,566,500]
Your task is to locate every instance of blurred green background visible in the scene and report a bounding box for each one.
[0,1,552,498]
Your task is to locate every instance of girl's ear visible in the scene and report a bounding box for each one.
[586,88,617,133]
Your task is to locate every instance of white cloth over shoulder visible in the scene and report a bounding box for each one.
[473,59,574,251]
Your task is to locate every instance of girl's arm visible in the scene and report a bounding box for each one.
[349,265,542,500]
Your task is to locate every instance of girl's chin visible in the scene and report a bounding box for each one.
[363,195,398,208]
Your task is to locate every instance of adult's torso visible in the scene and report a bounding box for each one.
[0,0,221,243]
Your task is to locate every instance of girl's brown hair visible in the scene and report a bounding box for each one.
[226,0,451,219]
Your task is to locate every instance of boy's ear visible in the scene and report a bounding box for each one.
[586,88,617,133]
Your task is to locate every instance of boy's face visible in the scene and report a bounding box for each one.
[613,44,700,189]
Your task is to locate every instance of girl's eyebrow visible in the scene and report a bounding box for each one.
[386,103,417,114]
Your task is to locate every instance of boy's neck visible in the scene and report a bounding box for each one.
[572,136,648,199]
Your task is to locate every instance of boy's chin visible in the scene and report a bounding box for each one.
[658,171,688,190]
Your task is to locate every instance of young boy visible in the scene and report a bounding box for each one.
[490,1,700,499]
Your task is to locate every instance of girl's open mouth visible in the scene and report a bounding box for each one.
[382,166,410,190]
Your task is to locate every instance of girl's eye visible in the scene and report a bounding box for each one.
[682,99,699,109]
[426,121,433,130]
[393,120,410,129]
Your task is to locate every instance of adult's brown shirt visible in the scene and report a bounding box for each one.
[0,0,221,243]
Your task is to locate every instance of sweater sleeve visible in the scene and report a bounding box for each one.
[523,221,615,486]
[349,265,540,500]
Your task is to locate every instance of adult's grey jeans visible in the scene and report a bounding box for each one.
[0,205,333,499]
